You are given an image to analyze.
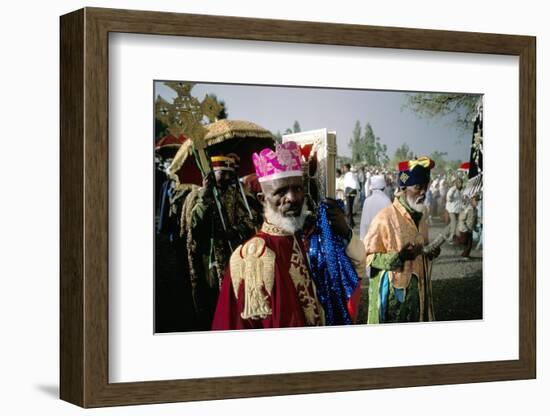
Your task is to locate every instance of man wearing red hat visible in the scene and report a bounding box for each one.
[364,157,441,323]
[212,141,366,329]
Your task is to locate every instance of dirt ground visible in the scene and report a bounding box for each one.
[354,209,483,324]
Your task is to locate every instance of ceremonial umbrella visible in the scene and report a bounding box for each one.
[167,119,275,185]
[166,139,203,186]
[202,119,275,177]
[154,133,188,159]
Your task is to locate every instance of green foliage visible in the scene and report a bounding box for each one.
[348,121,362,164]
[276,120,303,144]
[391,143,414,167]
[375,138,389,166]
[403,93,480,132]
[348,121,389,167]
[206,94,228,119]
[273,130,283,144]
[429,150,448,171]
[363,123,377,165]
[280,120,302,136]
[337,155,352,169]
[429,151,462,174]
[155,118,169,142]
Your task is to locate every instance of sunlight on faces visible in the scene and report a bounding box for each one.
[260,176,308,234]
[405,183,429,213]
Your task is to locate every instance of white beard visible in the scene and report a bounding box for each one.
[264,203,308,234]
[407,195,426,213]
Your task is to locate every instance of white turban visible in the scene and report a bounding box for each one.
[370,175,386,190]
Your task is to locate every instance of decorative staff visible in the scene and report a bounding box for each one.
[191,134,234,252]
[155,81,234,252]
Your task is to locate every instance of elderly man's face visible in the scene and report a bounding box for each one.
[405,182,428,212]
[260,176,305,218]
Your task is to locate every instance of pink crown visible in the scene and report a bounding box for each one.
[252,141,302,183]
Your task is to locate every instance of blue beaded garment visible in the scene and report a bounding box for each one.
[308,201,360,325]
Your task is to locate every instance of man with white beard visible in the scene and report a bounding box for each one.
[363,157,441,323]
[212,141,366,329]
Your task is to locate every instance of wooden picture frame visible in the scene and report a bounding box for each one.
[60,7,536,408]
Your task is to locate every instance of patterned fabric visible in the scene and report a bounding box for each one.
[180,186,260,330]
[364,197,434,323]
[211,155,236,171]
[397,156,435,187]
[252,141,302,182]
[230,237,276,320]
[212,222,324,329]
[308,201,361,325]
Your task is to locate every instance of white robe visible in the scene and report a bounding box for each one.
[359,189,392,241]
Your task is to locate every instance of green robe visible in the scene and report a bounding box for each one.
[180,185,261,329]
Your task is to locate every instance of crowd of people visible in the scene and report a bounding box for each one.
[156,132,482,331]
[337,163,482,260]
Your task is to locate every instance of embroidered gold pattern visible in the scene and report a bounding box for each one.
[230,237,275,320]
[288,237,322,325]
[261,221,293,236]
[399,172,409,184]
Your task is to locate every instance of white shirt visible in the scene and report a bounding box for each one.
[344,171,359,190]
[446,185,463,214]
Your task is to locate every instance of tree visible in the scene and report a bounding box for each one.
[348,121,362,164]
[205,94,228,120]
[281,120,302,137]
[375,138,390,167]
[348,121,389,166]
[403,93,481,132]
[337,155,352,169]
[428,150,448,173]
[155,118,169,142]
[362,123,377,165]
[392,143,414,167]
[273,130,283,144]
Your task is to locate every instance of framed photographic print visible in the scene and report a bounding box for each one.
[60,7,536,408]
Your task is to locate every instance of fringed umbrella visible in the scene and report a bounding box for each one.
[167,139,203,186]
[167,119,275,185]
[203,119,275,177]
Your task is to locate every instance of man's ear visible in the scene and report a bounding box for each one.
[257,192,265,203]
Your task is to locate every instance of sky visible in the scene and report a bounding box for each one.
[155,81,479,162]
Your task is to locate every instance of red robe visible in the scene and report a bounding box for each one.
[212,222,325,329]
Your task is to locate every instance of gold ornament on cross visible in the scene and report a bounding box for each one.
[154,81,225,139]
[155,81,226,174]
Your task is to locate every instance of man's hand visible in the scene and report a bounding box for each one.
[426,246,441,260]
[323,198,351,238]
[398,243,422,262]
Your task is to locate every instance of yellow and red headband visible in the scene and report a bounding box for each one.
[397,156,435,187]
[211,155,236,172]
